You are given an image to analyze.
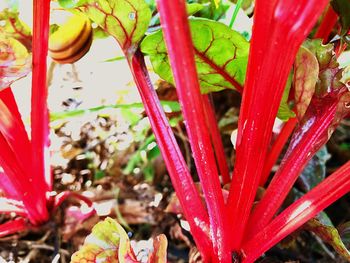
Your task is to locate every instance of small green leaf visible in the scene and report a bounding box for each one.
[305,217,350,261]
[70,217,168,263]
[277,72,295,121]
[58,0,87,8]
[298,146,330,192]
[331,0,350,37]
[70,217,138,262]
[294,46,319,120]
[77,0,151,52]
[187,3,204,16]
[141,18,249,93]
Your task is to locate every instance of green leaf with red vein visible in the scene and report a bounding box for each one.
[77,0,151,53]
[0,9,32,50]
[294,46,319,120]
[277,72,295,121]
[0,36,31,90]
[141,18,249,93]
[305,217,350,261]
[70,217,168,263]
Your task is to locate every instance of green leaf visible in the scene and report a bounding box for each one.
[77,0,151,52]
[293,46,319,120]
[305,217,350,261]
[277,72,295,121]
[70,217,138,262]
[298,146,330,192]
[331,0,350,37]
[0,9,32,50]
[340,65,350,88]
[187,3,205,16]
[141,18,249,93]
[0,36,31,89]
[58,0,87,8]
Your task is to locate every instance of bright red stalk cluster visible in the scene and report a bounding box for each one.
[226,0,329,250]
[156,1,230,262]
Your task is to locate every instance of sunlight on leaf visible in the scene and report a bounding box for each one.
[277,72,295,121]
[70,217,168,263]
[0,8,32,50]
[77,0,151,53]
[141,18,249,93]
[0,36,31,90]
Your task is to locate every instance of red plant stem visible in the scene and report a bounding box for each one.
[202,95,230,184]
[314,5,338,43]
[129,52,213,261]
[0,217,28,238]
[156,1,230,261]
[246,98,339,239]
[242,160,350,263]
[31,0,52,204]
[260,117,298,186]
[53,191,94,209]
[0,133,44,224]
[226,0,328,250]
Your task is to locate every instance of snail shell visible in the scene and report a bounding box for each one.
[49,15,93,64]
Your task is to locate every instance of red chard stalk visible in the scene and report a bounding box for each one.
[227,0,329,250]
[242,160,350,262]
[31,0,52,202]
[156,0,230,261]
[246,88,350,239]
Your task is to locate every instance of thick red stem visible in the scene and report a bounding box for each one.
[129,52,213,261]
[156,1,230,261]
[260,117,298,186]
[202,95,230,184]
[0,217,28,238]
[314,5,338,43]
[246,96,341,239]
[242,161,350,262]
[226,0,328,250]
[31,0,52,205]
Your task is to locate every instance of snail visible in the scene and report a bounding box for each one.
[49,14,93,64]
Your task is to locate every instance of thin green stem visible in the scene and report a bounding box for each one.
[229,0,244,28]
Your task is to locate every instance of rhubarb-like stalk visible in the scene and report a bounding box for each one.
[156,1,230,261]
[227,0,328,250]
[314,5,338,43]
[242,160,350,263]
[129,52,213,261]
[260,117,298,186]
[246,92,348,239]
[31,0,51,220]
[202,95,230,184]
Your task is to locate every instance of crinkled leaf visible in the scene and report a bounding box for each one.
[331,0,350,37]
[0,9,32,50]
[304,39,343,96]
[0,36,31,90]
[294,46,319,120]
[141,18,249,93]
[77,0,151,52]
[70,217,138,263]
[305,217,350,261]
[298,146,330,192]
[70,217,168,263]
[277,72,295,121]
